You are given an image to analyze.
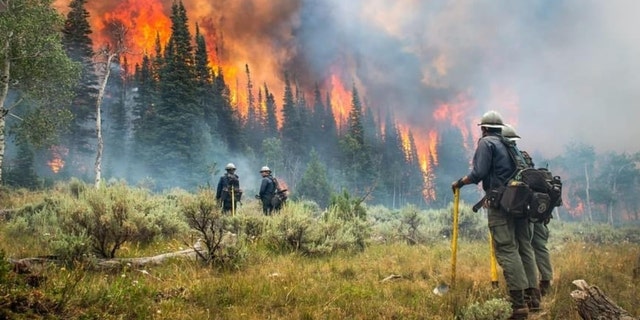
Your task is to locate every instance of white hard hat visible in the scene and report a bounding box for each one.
[260,166,271,172]
[502,124,521,141]
[225,163,236,170]
[478,110,504,128]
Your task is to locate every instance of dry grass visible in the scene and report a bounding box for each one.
[2,234,638,319]
[1,187,638,319]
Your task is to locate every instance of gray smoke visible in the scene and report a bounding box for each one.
[291,0,640,157]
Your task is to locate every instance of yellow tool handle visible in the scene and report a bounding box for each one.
[231,186,235,216]
[451,188,460,287]
[489,231,499,288]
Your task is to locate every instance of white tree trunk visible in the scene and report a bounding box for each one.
[585,164,593,222]
[0,37,12,185]
[94,53,116,189]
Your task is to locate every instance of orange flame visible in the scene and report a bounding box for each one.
[433,93,476,151]
[48,146,68,174]
[328,73,352,132]
[90,0,172,72]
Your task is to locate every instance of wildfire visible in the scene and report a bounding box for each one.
[327,73,352,132]
[99,0,172,64]
[433,93,476,151]
[48,146,68,174]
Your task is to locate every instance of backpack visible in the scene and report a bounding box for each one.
[222,173,242,202]
[498,137,563,221]
[269,176,288,210]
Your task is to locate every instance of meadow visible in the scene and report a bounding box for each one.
[1,181,638,319]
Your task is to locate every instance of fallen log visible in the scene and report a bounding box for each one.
[7,246,205,273]
[570,279,637,320]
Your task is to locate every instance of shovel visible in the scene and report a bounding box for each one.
[433,188,460,296]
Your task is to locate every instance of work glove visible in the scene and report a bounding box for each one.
[451,178,464,193]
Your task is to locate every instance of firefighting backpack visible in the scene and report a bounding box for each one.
[498,137,563,221]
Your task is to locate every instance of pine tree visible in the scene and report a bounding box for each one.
[212,68,242,151]
[347,84,364,146]
[280,73,302,156]
[61,0,99,179]
[404,131,427,205]
[297,149,332,208]
[193,24,219,148]
[433,127,469,207]
[244,64,262,151]
[148,1,206,189]
[263,84,278,138]
[322,91,339,161]
[295,84,311,161]
[339,84,374,194]
[380,113,406,208]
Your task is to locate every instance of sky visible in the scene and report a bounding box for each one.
[55,0,640,158]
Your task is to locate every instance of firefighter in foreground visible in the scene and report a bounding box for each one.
[216,163,241,214]
[451,111,534,319]
[502,124,552,300]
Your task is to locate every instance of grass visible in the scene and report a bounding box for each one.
[1,185,638,319]
[2,234,638,319]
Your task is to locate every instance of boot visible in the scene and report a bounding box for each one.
[539,280,551,297]
[524,288,541,312]
[508,290,529,319]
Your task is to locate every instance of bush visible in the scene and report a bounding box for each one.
[179,188,247,270]
[262,201,371,256]
[437,202,487,241]
[460,298,512,320]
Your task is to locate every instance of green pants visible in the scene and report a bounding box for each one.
[532,222,553,281]
[488,208,534,291]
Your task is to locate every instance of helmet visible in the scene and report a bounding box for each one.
[502,124,521,141]
[225,163,236,170]
[260,166,271,173]
[478,110,504,128]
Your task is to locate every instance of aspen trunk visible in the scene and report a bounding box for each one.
[584,164,594,222]
[94,53,116,188]
[0,38,11,184]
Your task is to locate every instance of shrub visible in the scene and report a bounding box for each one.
[180,188,247,270]
[460,298,511,320]
[437,202,487,241]
[262,201,371,256]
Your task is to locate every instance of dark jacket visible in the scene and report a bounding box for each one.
[216,173,240,200]
[259,175,276,200]
[467,133,515,191]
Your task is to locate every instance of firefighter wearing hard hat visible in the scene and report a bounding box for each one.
[258,166,276,215]
[451,111,535,319]
[216,163,241,214]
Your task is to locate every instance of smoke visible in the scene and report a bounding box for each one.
[293,0,640,157]
[55,0,640,158]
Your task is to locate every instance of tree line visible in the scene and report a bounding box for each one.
[1,0,639,223]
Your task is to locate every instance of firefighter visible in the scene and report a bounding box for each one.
[216,163,241,214]
[503,124,550,304]
[451,111,533,319]
[258,166,276,215]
